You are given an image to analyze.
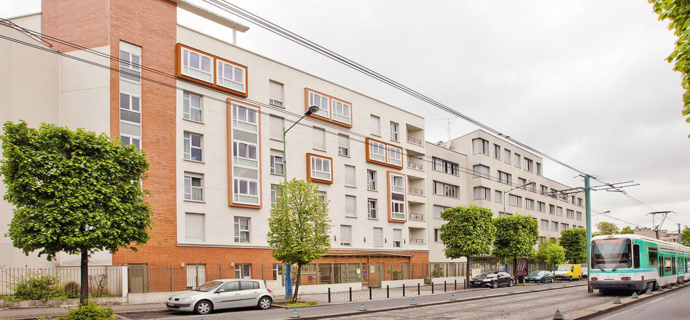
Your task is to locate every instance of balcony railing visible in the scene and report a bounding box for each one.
[407,135,423,146]
[408,161,424,171]
[409,238,425,245]
[408,187,424,196]
[409,213,425,221]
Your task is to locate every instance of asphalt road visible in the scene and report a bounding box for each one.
[589,285,690,320]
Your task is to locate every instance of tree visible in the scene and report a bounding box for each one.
[620,226,635,234]
[493,215,539,278]
[535,240,566,266]
[0,121,153,304]
[439,205,496,287]
[681,226,690,247]
[267,179,331,303]
[559,228,586,264]
[648,0,690,136]
[596,221,619,235]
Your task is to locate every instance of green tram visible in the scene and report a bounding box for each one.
[589,234,690,294]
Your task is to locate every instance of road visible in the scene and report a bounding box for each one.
[590,284,690,320]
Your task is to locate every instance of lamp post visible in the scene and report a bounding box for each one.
[282,104,319,301]
[503,181,535,215]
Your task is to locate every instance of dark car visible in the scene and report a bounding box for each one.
[470,271,514,289]
[524,270,554,283]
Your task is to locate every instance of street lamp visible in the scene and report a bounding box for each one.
[503,181,535,215]
[282,104,319,300]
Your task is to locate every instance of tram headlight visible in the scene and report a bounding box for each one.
[621,277,631,280]
[591,277,598,281]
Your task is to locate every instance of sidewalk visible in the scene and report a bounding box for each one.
[0,303,166,320]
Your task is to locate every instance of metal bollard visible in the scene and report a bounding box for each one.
[403,284,406,297]
[387,285,390,298]
[328,287,331,303]
[369,285,372,300]
[432,282,434,294]
[349,287,353,302]
[418,283,420,295]
[444,281,447,292]
[455,279,457,290]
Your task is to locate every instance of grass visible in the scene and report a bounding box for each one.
[284,300,318,307]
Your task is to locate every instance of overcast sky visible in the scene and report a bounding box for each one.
[3,0,689,232]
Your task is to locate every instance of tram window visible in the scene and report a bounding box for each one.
[633,245,640,268]
[664,257,672,275]
[648,247,658,266]
[672,257,676,275]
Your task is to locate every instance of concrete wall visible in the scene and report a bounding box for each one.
[380,278,423,288]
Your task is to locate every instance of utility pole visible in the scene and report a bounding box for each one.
[584,175,593,293]
[647,211,674,240]
[679,223,682,244]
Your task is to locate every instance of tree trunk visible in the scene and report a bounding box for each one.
[80,247,89,305]
[465,256,471,288]
[292,263,302,303]
[512,258,517,283]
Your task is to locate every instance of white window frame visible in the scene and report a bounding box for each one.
[367,199,377,219]
[309,91,330,118]
[390,173,406,220]
[183,92,203,122]
[338,134,349,156]
[119,92,141,125]
[184,132,203,162]
[233,178,259,204]
[270,153,284,175]
[231,103,260,206]
[184,173,204,202]
[234,217,251,243]
[387,145,402,166]
[369,141,386,162]
[119,49,141,83]
[472,138,489,155]
[216,59,246,93]
[310,155,332,182]
[367,170,377,191]
[390,122,399,142]
[181,47,213,83]
[494,144,501,160]
[332,100,351,125]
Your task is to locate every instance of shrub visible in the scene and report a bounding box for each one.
[65,301,114,320]
[64,282,80,299]
[12,272,64,301]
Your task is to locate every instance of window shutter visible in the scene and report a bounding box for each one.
[345,165,355,186]
[373,228,383,247]
[270,116,283,140]
[393,229,401,241]
[341,225,351,244]
[345,196,356,216]
[338,134,348,148]
[370,116,380,135]
[313,127,325,149]
[269,81,283,101]
[185,213,205,242]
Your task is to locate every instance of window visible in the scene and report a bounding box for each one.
[186,264,206,289]
[504,149,512,164]
[301,265,317,274]
[393,229,402,248]
[434,181,460,198]
[649,247,658,266]
[332,100,351,125]
[373,228,383,247]
[234,217,250,243]
[370,115,380,135]
[434,229,442,242]
[120,48,141,83]
[271,184,279,204]
[571,196,576,204]
[185,213,205,242]
[508,194,522,207]
[540,219,549,230]
[495,190,503,203]
[473,165,490,178]
[233,179,259,204]
[551,221,559,231]
[313,127,326,150]
[344,165,356,187]
[472,138,489,155]
[633,245,640,269]
[387,146,402,166]
[433,205,449,219]
[538,201,546,212]
[391,201,405,220]
[269,80,284,107]
[368,199,377,219]
[525,198,535,210]
[518,178,527,188]
[367,170,377,191]
[217,60,246,93]
[561,223,569,230]
[317,191,327,206]
[309,155,332,183]
[433,157,459,176]
[231,104,260,206]
[494,144,501,160]
[578,197,584,207]
[181,47,212,83]
[184,132,203,161]
[541,185,549,195]
[367,138,403,168]
[390,122,399,141]
[550,189,558,199]
[120,92,141,149]
[498,171,512,185]
[184,174,203,201]
[556,207,563,216]
[368,140,385,162]
[270,150,284,175]
[524,158,534,173]
[576,211,583,220]
[269,116,284,141]
[474,187,491,200]
[345,195,357,217]
[235,264,251,279]
[340,225,352,246]
[549,204,556,215]
[309,91,330,118]
[514,153,521,168]
[499,212,513,217]
[567,209,574,219]
[390,173,406,220]
[527,183,536,192]
[338,134,349,156]
[536,162,542,176]
[183,92,202,122]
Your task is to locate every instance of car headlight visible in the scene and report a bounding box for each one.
[178,297,192,302]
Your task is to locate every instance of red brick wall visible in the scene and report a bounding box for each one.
[42,0,110,52]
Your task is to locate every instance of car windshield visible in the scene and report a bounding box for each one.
[193,281,223,292]
[479,273,497,278]
[556,265,570,271]
[591,238,632,270]
[528,271,543,276]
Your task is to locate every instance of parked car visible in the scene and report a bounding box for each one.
[524,270,554,283]
[166,279,274,315]
[581,264,588,277]
[554,264,583,281]
[470,271,514,289]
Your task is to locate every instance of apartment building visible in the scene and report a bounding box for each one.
[1,0,429,290]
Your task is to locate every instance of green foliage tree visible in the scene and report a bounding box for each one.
[559,228,587,264]
[648,0,690,136]
[0,121,153,304]
[620,226,635,234]
[439,205,496,287]
[493,215,539,278]
[596,221,619,235]
[681,226,690,247]
[534,240,566,266]
[267,179,331,303]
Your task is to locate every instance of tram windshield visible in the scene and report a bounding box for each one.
[591,238,632,270]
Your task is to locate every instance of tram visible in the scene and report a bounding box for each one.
[589,234,690,294]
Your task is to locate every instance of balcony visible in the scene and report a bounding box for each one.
[407,135,423,146]
[409,238,425,245]
[408,187,424,196]
[408,161,424,171]
[409,212,425,221]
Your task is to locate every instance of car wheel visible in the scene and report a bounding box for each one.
[194,300,213,315]
[541,278,545,284]
[509,280,514,287]
[492,281,498,289]
[652,282,659,292]
[568,277,572,282]
[258,296,272,310]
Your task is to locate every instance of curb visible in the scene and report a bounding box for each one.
[572,283,690,320]
[281,283,588,320]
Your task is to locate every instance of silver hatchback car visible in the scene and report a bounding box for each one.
[166,279,274,314]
